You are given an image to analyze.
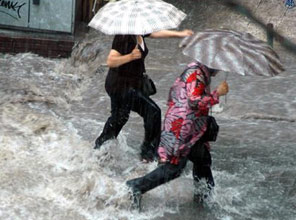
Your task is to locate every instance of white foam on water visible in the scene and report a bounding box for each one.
[1,24,296,220]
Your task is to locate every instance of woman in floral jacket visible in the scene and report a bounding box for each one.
[126,61,229,208]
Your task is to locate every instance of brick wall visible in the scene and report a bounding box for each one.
[0,35,74,58]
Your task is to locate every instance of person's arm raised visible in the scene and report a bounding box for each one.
[149,29,194,38]
[106,45,142,68]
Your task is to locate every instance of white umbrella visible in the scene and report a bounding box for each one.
[182,29,285,76]
[88,0,186,35]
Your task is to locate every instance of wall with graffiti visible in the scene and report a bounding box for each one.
[0,0,76,33]
[0,0,28,27]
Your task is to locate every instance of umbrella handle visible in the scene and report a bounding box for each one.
[92,0,98,14]
[225,93,227,104]
[225,72,229,81]
[224,72,229,104]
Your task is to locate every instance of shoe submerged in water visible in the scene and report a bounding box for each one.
[193,191,211,204]
[193,179,213,204]
[129,190,142,211]
[126,181,142,211]
[94,132,117,150]
[193,193,204,204]
[94,136,105,149]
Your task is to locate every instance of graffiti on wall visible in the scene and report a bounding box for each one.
[0,0,26,20]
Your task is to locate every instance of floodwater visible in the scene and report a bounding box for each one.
[1,1,296,220]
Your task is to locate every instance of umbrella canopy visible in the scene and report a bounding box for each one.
[88,0,186,35]
[182,29,285,76]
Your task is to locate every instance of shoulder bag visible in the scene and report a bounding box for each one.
[142,74,156,96]
[202,115,219,142]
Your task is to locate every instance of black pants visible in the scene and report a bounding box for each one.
[96,89,161,156]
[126,141,214,194]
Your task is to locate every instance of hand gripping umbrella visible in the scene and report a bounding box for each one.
[88,0,187,35]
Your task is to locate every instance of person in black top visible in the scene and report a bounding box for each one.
[94,30,193,162]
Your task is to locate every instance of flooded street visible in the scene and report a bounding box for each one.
[1,1,296,220]
[1,35,296,220]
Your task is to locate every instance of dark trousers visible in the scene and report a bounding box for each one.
[126,141,214,194]
[96,89,161,156]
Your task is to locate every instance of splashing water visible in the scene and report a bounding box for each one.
[1,1,296,219]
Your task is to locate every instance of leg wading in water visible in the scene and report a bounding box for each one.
[95,32,194,162]
[188,141,214,203]
[125,62,229,210]
[126,140,215,210]
[95,89,161,161]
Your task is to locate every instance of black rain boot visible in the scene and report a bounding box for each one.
[94,134,115,149]
[94,117,122,150]
[126,180,142,211]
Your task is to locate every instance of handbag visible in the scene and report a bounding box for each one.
[202,115,219,142]
[142,74,156,96]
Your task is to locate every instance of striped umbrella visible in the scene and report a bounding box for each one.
[88,0,186,35]
[182,29,285,76]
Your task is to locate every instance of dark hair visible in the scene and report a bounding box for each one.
[207,67,217,74]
